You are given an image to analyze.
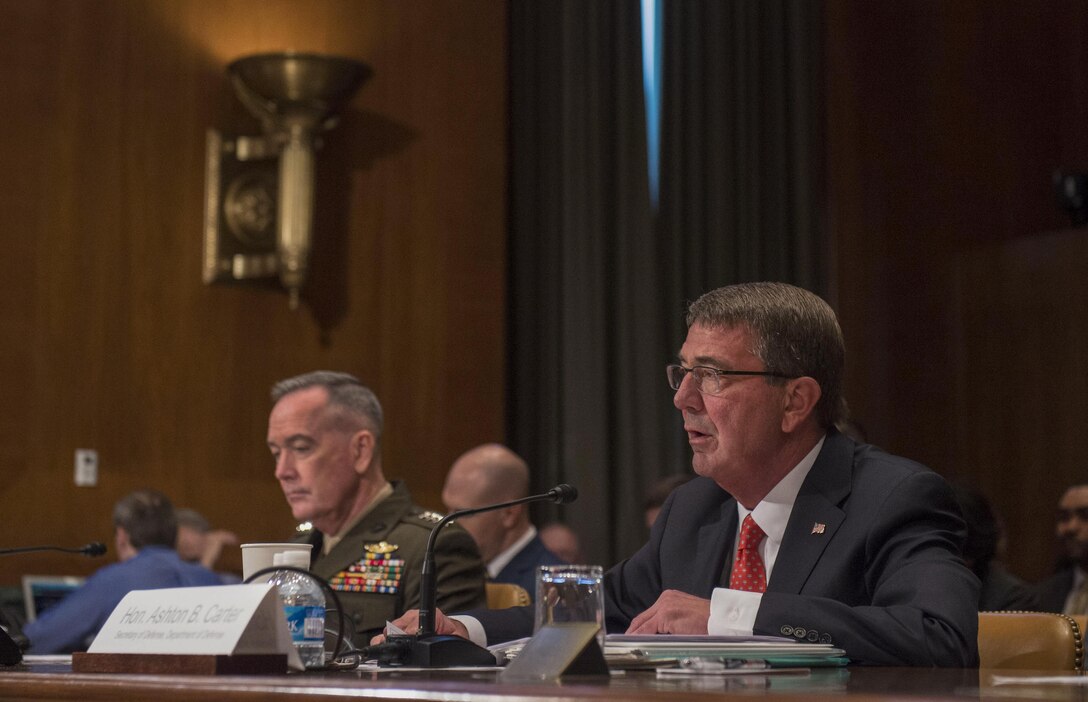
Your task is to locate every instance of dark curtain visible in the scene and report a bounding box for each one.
[508,0,825,566]
[656,0,827,462]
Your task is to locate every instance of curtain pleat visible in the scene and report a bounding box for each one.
[508,0,825,566]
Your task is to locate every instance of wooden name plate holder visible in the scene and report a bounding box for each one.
[72,652,287,675]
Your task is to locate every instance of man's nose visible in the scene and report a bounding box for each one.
[274,454,295,480]
[673,372,702,411]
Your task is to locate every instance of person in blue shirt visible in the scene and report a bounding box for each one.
[441,444,567,598]
[22,489,222,654]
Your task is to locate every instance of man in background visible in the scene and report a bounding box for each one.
[268,371,486,644]
[950,484,1034,611]
[175,507,241,583]
[1033,484,1088,613]
[643,474,693,530]
[175,507,239,571]
[442,444,566,597]
[23,489,221,653]
[539,522,582,565]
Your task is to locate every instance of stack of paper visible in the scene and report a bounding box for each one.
[604,634,847,669]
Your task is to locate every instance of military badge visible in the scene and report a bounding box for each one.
[329,542,405,594]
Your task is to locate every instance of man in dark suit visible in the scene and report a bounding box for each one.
[442,444,566,597]
[379,283,980,666]
[1033,484,1088,613]
[268,371,487,646]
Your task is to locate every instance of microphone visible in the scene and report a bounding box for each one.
[0,542,107,557]
[79,542,108,557]
[388,483,578,667]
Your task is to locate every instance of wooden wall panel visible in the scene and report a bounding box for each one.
[0,0,506,583]
[952,231,1088,579]
[826,1,1088,581]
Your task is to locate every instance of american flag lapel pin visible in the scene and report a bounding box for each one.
[811,522,826,535]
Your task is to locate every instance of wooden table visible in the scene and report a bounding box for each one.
[0,661,1084,701]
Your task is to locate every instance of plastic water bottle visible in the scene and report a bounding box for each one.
[269,550,326,669]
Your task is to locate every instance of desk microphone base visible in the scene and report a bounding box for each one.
[382,634,496,667]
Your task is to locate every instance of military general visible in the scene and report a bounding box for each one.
[267,370,487,645]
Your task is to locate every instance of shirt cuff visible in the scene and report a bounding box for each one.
[708,587,762,635]
[450,614,488,647]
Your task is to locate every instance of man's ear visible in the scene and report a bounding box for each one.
[115,526,134,560]
[500,504,524,529]
[351,430,376,475]
[781,376,822,433]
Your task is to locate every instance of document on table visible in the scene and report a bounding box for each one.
[656,657,810,677]
[604,634,847,669]
[991,675,1088,686]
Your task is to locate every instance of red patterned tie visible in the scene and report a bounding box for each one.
[729,514,767,593]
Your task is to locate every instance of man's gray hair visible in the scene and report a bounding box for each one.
[112,489,178,550]
[175,508,210,533]
[270,370,384,437]
[686,282,846,428]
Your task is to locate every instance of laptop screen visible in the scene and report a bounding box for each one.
[21,575,85,622]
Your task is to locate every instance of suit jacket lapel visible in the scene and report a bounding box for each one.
[694,497,738,590]
[768,432,853,594]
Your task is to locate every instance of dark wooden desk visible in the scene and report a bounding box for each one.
[0,662,1084,702]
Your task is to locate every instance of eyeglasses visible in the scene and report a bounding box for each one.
[666,364,798,396]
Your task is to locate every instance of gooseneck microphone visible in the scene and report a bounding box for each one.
[384,483,578,667]
[0,542,107,557]
[419,483,577,636]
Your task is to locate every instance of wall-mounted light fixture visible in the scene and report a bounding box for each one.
[203,52,371,309]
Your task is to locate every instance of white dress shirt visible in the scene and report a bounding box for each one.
[709,437,824,634]
[487,525,538,579]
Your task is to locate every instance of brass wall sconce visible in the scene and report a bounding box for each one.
[204,52,371,309]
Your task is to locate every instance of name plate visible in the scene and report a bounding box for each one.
[88,584,302,670]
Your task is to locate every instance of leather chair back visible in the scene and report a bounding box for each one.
[978,611,1084,670]
[485,582,531,609]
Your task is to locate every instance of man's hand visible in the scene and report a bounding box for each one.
[201,529,240,569]
[626,590,711,634]
[369,608,468,645]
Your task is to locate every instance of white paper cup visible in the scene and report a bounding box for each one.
[241,542,313,580]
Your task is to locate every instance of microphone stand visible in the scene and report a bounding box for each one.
[383,484,578,667]
[0,543,107,557]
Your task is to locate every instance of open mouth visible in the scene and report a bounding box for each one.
[685,427,712,444]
